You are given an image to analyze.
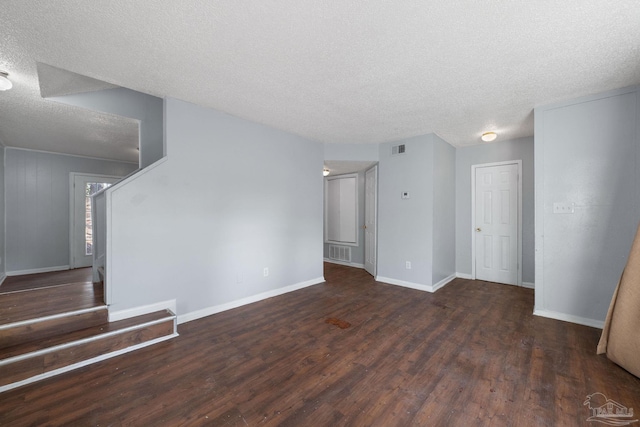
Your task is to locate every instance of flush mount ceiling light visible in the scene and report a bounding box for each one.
[481,131,497,142]
[0,71,12,91]
[323,168,330,177]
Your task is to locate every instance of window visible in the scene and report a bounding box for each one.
[85,182,112,255]
[325,174,357,245]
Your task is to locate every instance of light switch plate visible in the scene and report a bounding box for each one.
[553,202,575,214]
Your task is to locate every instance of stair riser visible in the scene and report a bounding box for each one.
[0,309,108,349]
[0,319,174,387]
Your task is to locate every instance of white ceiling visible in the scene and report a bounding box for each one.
[1,1,639,162]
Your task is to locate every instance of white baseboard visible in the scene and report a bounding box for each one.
[432,274,456,292]
[375,276,435,293]
[456,272,473,280]
[533,309,604,329]
[323,258,365,269]
[178,276,325,325]
[109,299,177,322]
[6,265,70,276]
[522,282,535,289]
[0,273,6,287]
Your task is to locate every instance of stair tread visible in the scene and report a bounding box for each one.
[0,282,104,326]
[0,310,174,361]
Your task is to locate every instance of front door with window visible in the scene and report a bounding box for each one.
[70,174,120,269]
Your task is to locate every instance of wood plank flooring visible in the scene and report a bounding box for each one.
[1,263,638,426]
[0,282,103,325]
[0,268,93,293]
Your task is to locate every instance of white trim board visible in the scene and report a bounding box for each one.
[0,274,6,287]
[178,277,325,325]
[323,258,365,269]
[456,272,473,280]
[6,265,69,276]
[533,309,604,329]
[109,299,177,322]
[522,282,535,289]
[375,274,455,293]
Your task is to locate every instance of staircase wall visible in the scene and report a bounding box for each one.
[106,98,324,321]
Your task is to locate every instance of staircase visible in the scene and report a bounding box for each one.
[0,279,177,393]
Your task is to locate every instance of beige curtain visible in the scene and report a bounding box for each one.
[597,222,640,378]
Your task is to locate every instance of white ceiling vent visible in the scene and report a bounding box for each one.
[391,144,406,156]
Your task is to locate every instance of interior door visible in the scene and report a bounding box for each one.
[364,165,378,276]
[70,174,120,269]
[474,164,518,285]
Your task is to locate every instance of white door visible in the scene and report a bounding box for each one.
[70,174,120,269]
[474,164,518,285]
[364,165,378,276]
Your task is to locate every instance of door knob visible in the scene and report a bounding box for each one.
[476,227,481,232]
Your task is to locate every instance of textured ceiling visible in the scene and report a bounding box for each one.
[1,1,639,162]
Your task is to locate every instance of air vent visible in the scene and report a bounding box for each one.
[391,144,406,156]
[329,245,351,263]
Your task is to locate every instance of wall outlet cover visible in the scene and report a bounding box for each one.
[553,202,575,214]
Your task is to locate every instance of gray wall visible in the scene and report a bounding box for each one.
[455,137,535,283]
[107,98,324,317]
[51,87,164,168]
[5,148,137,272]
[0,145,5,280]
[324,143,379,161]
[432,136,456,284]
[535,87,639,325]
[377,135,434,285]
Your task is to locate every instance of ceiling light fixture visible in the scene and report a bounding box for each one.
[323,168,330,177]
[0,71,12,91]
[481,131,497,142]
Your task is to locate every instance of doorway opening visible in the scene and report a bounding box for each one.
[70,173,121,269]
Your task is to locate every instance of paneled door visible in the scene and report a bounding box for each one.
[70,174,120,269]
[364,165,378,276]
[474,163,518,285]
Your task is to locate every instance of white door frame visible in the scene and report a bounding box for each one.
[364,165,378,276]
[471,160,522,286]
[69,173,122,269]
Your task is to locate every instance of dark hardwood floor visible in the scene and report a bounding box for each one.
[0,268,93,293]
[1,263,638,426]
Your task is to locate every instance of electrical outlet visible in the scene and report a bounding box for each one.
[405,261,411,269]
[401,191,410,199]
[263,267,269,277]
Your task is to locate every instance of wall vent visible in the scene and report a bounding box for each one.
[391,144,406,156]
[329,245,351,263]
